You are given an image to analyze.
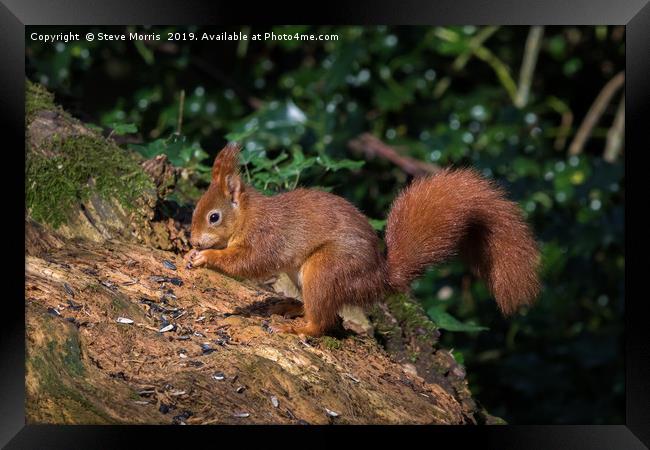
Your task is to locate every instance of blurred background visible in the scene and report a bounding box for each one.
[25,25,625,424]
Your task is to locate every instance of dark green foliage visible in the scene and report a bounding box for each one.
[26,25,624,424]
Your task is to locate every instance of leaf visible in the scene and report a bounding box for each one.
[368,218,387,231]
[451,350,465,365]
[110,122,138,136]
[86,123,104,133]
[426,306,488,332]
[317,154,365,171]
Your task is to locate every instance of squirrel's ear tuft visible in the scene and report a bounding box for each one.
[212,142,241,183]
[212,142,243,202]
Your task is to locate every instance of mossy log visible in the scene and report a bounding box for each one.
[24,82,499,425]
[25,80,187,252]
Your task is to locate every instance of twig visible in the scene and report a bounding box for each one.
[568,71,625,156]
[176,89,185,135]
[237,26,251,58]
[348,133,439,177]
[545,96,573,151]
[554,111,574,151]
[434,26,500,98]
[514,26,544,109]
[136,323,160,332]
[452,26,500,71]
[604,94,625,163]
[433,27,517,104]
[474,46,518,105]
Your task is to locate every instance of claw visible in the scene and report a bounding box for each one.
[268,323,293,335]
[184,249,198,269]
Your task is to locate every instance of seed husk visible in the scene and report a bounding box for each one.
[63,283,75,297]
[172,410,192,425]
[159,323,175,332]
[344,373,360,383]
[67,299,82,311]
[100,280,117,290]
[325,408,340,418]
[163,260,177,271]
[201,343,215,355]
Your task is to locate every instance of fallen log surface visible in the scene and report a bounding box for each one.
[24,80,499,425]
[26,224,483,425]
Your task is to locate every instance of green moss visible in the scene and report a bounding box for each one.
[63,335,85,377]
[27,322,113,424]
[109,292,143,320]
[488,416,508,425]
[26,133,154,228]
[385,293,438,341]
[321,336,342,350]
[84,283,101,292]
[25,79,58,121]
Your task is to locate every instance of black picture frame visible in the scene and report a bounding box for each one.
[2,1,645,448]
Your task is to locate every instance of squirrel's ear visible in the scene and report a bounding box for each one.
[212,142,243,204]
[212,141,241,181]
[224,173,243,207]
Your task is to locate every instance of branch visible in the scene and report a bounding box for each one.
[603,94,625,163]
[554,110,574,151]
[434,26,500,98]
[514,26,544,109]
[473,46,518,105]
[452,26,500,71]
[568,71,625,156]
[348,133,439,177]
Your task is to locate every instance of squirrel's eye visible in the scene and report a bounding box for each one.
[209,212,221,224]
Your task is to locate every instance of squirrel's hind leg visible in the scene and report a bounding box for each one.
[274,248,344,337]
[267,301,304,319]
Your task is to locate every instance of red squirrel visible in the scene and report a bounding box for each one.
[186,143,541,337]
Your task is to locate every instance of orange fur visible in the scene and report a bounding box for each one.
[386,168,541,315]
[188,144,541,336]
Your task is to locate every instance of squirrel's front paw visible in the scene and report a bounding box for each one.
[185,249,207,269]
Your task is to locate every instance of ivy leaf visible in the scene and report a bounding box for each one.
[427,306,489,332]
[110,122,138,136]
[368,218,387,231]
[317,154,365,171]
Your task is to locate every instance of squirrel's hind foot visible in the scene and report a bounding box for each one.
[271,320,323,337]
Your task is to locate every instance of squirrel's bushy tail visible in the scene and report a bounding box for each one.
[385,168,540,315]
